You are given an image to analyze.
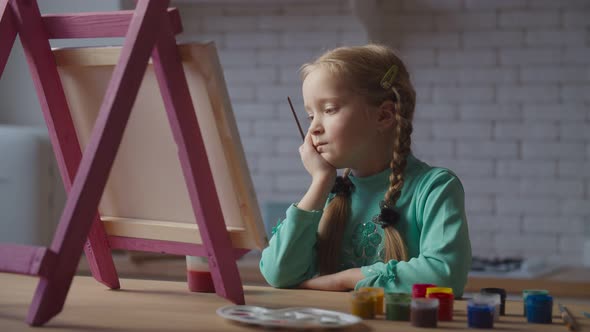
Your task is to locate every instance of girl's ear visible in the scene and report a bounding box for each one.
[376,100,396,131]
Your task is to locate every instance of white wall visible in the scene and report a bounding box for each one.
[368,0,590,265]
[171,0,590,265]
[0,1,122,246]
[0,0,122,125]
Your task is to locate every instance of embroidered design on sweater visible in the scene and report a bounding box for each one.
[341,219,384,269]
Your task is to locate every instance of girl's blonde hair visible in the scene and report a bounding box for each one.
[300,44,416,275]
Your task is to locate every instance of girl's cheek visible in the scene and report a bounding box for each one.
[331,122,349,136]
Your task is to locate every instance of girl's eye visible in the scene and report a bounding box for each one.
[307,114,314,121]
[325,108,337,114]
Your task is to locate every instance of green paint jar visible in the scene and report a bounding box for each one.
[385,292,411,321]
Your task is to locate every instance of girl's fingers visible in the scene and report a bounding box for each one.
[304,131,312,145]
[302,132,314,151]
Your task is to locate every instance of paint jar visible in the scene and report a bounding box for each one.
[186,256,215,293]
[427,292,454,321]
[359,287,385,315]
[412,283,436,298]
[473,293,501,321]
[481,287,506,315]
[384,292,411,321]
[467,300,495,329]
[411,298,439,328]
[349,290,375,319]
[522,289,549,316]
[525,294,553,324]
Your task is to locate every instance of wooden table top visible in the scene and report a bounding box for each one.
[77,253,590,298]
[1,273,589,331]
[466,266,590,298]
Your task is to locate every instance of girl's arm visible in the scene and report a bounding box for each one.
[259,174,336,288]
[298,176,335,211]
[260,134,336,288]
[259,202,322,288]
[298,268,364,291]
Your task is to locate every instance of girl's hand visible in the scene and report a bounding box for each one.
[298,268,364,291]
[299,132,336,182]
[295,132,335,212]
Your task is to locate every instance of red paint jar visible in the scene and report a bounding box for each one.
[186,256,215,293]
[412,283,436,298]
[427,292,454,321]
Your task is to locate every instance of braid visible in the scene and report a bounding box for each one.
[383,89,413,262]
[317,169,352,275]
[385,96,412,204]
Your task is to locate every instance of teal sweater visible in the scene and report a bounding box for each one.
[259,154,472,297]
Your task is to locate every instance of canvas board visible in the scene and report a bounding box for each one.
[52,42,267,250]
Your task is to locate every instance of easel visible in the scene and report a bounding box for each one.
[0,0,246,326]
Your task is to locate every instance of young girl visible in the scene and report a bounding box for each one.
[259,44,471,297]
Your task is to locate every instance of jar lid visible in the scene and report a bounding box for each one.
[525,294,553,305]
[385,292,411,303]
[411,298,439,309]
[473,293,501,305]
[522,289,549,297]
[425,287,453,297]
[412,284,436,297]
[358,287,384,296]
[480,287,506,299]
[349,290,372,302]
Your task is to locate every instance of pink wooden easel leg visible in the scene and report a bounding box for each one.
[151,14,245,305]
[0,0,17,75]
[10,0,170,325]
[8,0,120,291]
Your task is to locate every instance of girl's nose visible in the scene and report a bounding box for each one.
[309,119,323,135]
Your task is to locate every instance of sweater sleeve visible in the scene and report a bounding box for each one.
[356,170,472,297]
[259,203,323,288]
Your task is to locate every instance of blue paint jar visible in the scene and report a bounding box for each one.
[525,294,553,324]
[473,293,501,321]
[467,300,495,329]
[481,287,506,315]
[522,289,549,316]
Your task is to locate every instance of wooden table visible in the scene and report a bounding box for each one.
[466,267,590,298]
[78,253,590,298]
[1,273,589,331]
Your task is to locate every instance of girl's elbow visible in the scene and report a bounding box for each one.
[260,262,299,288]
[262,272,292,288]
[434,263,468,298]
[448,266,469,298]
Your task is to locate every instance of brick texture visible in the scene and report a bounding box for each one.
[175,0,589,263]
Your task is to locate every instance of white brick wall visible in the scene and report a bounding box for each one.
[175,0,590,263]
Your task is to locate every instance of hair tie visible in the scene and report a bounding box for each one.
[330,176,352,196]
[372,200,400,229]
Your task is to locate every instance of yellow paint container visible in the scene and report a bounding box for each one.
[359,287,385,315]
[349,290,375,319]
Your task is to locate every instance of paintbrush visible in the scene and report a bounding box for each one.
[287,96,305,141]
[558,303,579,331]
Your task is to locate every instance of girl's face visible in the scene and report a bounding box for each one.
[302,67,386,173]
